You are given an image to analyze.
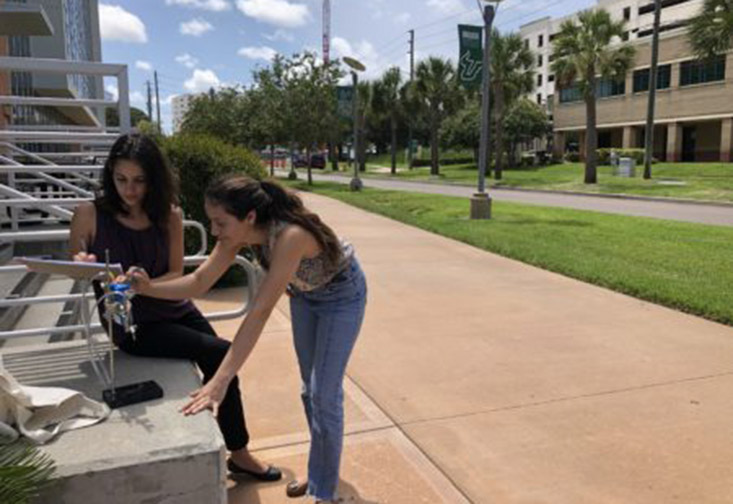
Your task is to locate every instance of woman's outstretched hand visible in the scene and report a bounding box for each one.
[181,378,228,417]
[127,267,151,294]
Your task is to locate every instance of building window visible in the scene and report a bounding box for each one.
[622,31,629,41]
[537,93,542,104]
[525,39,529,49]
[537,74,543,86]
[538,34,544,47]
[680,56,726,86]
[597,78,626,98]
[549,33,557,42]
[538,54,543,67]
[559,85,582,103]
[623,6,631,20]
[560,78,625,103]
[548,74,555,82]
[633,64,671,92]
[639,0,693,16]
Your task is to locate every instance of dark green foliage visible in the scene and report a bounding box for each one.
[0,440,56,504]
[164,134,265,285]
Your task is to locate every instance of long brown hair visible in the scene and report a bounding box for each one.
[205,175,342,266]
[97,132,177,228]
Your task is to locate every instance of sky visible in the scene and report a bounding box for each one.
[100,0,598,132]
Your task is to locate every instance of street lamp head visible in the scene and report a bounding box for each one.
[342,56,366,72]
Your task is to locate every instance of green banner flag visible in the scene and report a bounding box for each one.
[458,24,483,90]
[336,85,354,120]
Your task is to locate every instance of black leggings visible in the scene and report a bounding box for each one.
[117,310,248,451]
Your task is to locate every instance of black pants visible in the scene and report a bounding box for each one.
[117,310,249,451]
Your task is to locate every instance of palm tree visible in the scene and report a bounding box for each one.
[688,0,733,59]
[355,80,373,172]
[550,9,635,184]
[414,57,463,176]
[372,67,403,175]
[489,29,535,180]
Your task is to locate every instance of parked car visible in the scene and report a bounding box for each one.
[293,153,326,169]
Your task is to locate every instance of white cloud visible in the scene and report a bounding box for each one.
[105,84,119,101]
[237,46,277,61]
[236,0,309,28]
[331,37,380,79]
[175,53,199,68]
[180,18,214,36]
[130,91,146,104]
[165,0,231,11]
[135,60,153,71]
[263,28,294,42]
[395,12,411,24]
[99,4,147,43]
[427,0,465,14]
[184,68,221,92]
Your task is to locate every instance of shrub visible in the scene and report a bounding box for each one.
[163,134,265,286]
[597,148,649,165]
[565,151,581,162]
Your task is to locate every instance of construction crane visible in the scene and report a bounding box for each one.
[323,0,330,64]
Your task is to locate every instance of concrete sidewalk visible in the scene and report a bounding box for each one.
[198,193,733,503]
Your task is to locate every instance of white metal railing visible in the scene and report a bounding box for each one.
[0,56,131,131]
[0,255,258,341]
[0,219,258,342]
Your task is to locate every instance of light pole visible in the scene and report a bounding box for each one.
[343,56,366,191]
[471,0,501,219]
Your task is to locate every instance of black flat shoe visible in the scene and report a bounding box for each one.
[227,458,282,482]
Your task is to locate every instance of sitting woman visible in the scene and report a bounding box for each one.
[69,132,280,481]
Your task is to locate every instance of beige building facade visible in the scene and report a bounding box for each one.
[521,0,733,163]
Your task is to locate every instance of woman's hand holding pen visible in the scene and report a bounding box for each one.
[73,251,97,263]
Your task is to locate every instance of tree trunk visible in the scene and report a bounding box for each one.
[584,94,598,184]
[390,117,397,175]
[494,91,506,180]
[269,143,275,177]
[430,120,439,176]
[306,145,313,185]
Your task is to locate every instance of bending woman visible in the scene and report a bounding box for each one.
[129,175,367,503]
[69,133,280,481]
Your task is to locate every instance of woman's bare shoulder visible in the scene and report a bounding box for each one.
[73,201,96,220]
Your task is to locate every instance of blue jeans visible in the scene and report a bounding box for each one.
[289,257,367,500]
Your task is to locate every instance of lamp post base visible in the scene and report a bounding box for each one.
[470,192,492,219]
[350,177,363,191]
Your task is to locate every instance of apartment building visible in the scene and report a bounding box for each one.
[171,93,198,133]
[0,0,104,127]
[520,0,733,162]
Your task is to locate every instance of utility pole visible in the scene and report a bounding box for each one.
[154,70,161,133]
[643,0,661,179]
[471,2,497,219]
[407,29,415,169]
[146,80,152,121]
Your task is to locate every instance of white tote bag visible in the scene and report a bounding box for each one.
[0,357,110,444]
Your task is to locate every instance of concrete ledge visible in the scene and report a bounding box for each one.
[1,340,226,504]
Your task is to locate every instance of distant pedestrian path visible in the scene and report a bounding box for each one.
[290,171,733,227]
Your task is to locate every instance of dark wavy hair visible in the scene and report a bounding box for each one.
[96,133,177,228]
[205,175,342,267]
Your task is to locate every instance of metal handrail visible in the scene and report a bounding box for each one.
[0,255,258,341]
[0,220,208,256]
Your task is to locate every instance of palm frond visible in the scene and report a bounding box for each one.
[0,440,56,504]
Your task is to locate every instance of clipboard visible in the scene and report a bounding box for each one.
[18,257,124,280]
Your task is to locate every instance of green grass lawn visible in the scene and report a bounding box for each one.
[356,157,733,203]
[285,180,733,326]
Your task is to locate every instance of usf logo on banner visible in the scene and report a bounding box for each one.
[458,24,483,90]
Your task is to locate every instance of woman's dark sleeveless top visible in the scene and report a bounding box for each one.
[89,207,196,325]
